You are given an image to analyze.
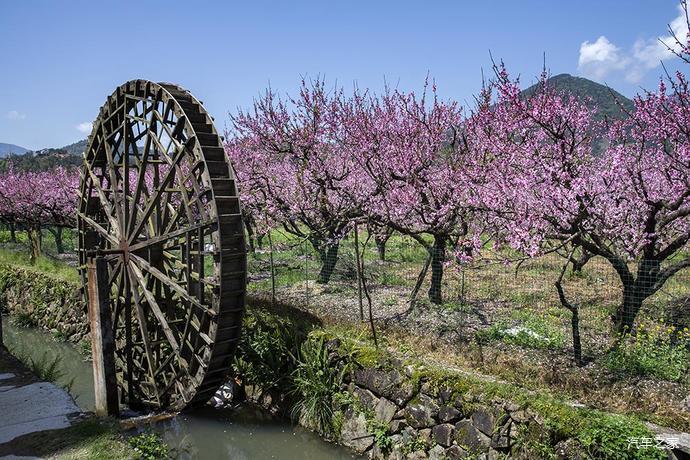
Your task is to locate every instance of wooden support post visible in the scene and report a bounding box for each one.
[87,256,119,417]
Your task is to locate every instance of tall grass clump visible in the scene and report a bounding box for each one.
[290,334,349,435]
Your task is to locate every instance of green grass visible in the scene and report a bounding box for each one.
[0,248,78,283]
[0,418,137,460]
[476,309,566,350]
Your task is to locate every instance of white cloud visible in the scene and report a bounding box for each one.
[6,110,26,120]
[578,36,629,80]
[577,5,689,83]
[76,122,93,134]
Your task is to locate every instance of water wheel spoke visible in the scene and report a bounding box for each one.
[126,265,162,407]
[128,142,190,244]
[126,133,154,236]
[128,253,214,318]
[128,220,215,252]
[99,120,126,233]
[83,163,122,239]
[127,262,182,354]
[77,212,119,246]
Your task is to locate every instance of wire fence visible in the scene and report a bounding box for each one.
[2,224,689,363]
[246,228,690,360]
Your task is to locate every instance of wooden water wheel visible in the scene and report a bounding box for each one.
[77,80,246,411]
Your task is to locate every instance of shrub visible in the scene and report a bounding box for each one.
[232,312,302,392]
[579,412,666,460]
[605,322,690,382]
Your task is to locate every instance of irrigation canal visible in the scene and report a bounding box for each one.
[3,322,357,459]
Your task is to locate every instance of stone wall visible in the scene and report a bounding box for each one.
[240,347,555,459]
[340,365,530,459]
[0,264,87,343]
[236,333,672,460]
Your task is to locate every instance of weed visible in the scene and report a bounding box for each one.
[290,335,349,436]
[52,329,68,341]
[9,347,75,392]
[127,431,169,460]
[378,271,407,286]
[382,295,398,307]
[367,418,393,454]
[441,300,472,313]
[79,340,92,357]
[605,322,690,382]
[401,434,429,455]
[579,412,666,460]
[13,311,37,327]
[232,312,302,391]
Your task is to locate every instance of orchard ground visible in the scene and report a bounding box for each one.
[2,227,688,433]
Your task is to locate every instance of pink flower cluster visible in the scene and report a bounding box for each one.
[0,165,79,228]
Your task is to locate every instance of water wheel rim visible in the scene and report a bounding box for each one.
[77,80,246,411]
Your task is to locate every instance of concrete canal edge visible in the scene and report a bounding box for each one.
[0,348,81,445]
[0,347,136,459]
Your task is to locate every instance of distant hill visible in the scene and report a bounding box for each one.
[0,143,29,158]
[522,73,634,121]
[61,139,87,156]
[0,139,86,172]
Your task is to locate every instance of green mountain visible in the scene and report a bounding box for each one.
[0,139,85,172]
[522,73,634,121]
[61,139,87,156]
[0,143,29,158]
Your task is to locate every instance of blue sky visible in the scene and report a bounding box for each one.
[0,1,686,150]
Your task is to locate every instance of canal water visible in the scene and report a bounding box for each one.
[3,322,358,459]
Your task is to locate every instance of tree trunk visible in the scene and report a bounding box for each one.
[354,224,364,321]
[368,223,392,262]
[615,286,645,334]
[245,221,256,253]
[614,259,659,334]
[314,240,340,284]
[571,250,593,273]
[53,227,64,254]
[9,223,16,243]
[555,270,583,366]
[570,306,582,365]
[28,226,42,264]
[428,235,446,304]
[375,238,387,261]
[410,254,431,302]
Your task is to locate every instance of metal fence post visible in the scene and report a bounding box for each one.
[354,223,364,321]
[304,240,310,308]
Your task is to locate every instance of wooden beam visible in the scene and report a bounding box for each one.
[87,256,119,417]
